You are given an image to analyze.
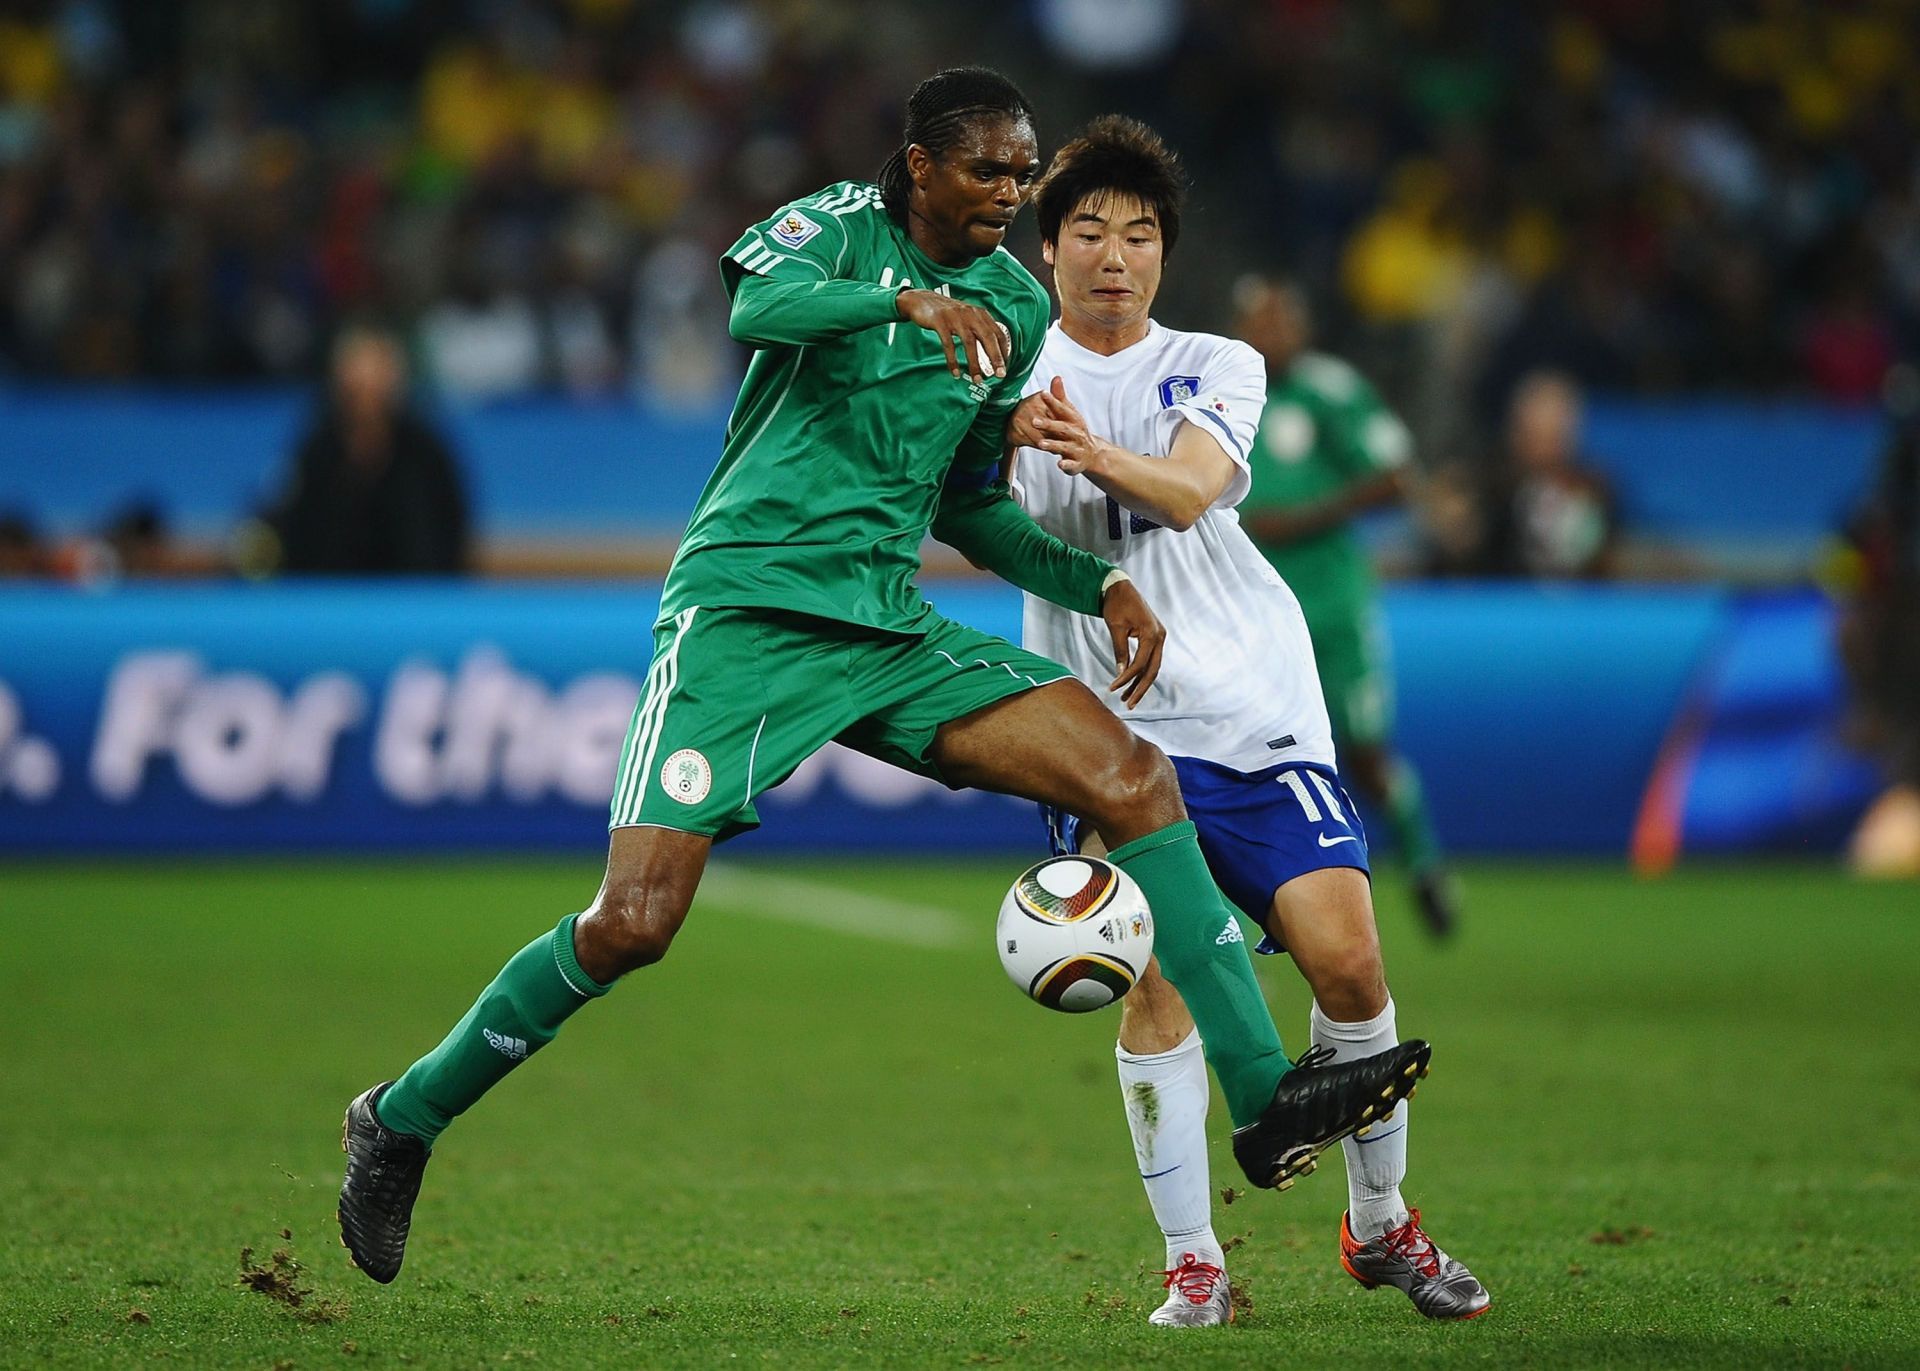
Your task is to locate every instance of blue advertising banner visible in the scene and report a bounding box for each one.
[0,580,1836,859]
[1632,592,1883,863]
[0,582,1041,854]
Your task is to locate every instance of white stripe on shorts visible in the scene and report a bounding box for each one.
[932,647,1047,691]
[611,607,697,825]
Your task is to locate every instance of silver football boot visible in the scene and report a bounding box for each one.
[1340,1209,1490,1319]
[1148,1251,1232,1327]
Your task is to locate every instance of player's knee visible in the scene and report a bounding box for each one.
[1084,739,1181,833]
[577,884,685,976]
[1312,941,1388,1020]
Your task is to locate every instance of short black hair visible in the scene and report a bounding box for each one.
[876,67,1035,223]
[1033,115,1187,257]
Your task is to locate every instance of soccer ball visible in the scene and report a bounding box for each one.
[996,855,1154,1012]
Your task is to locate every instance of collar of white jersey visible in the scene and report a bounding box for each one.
[1046,318,1161,364]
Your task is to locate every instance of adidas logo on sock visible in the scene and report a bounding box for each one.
[483,1028,529,1060]
[1215,921,1244,945]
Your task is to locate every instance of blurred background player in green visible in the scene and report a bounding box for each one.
[1233,275,1459,937]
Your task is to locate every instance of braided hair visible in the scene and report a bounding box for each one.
[877,67,1035,224]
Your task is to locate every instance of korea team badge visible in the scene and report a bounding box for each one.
[1158,375,1200,407]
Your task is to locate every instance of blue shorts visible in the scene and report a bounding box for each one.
[1042,757,1369,955]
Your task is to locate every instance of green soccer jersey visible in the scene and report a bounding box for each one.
[1241,351,1411,622]
[660,181,1053,634]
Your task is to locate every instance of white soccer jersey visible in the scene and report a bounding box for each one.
[1011,320,1335,773]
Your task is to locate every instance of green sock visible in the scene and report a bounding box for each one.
[1109,821,1292,1127]
[376,914,610,1146]
[1384,756,1442,874]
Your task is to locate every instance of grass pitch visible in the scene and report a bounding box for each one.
[1,857,1916,1369]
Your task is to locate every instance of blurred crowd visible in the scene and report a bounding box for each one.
[2,0,1916,423]
[3,0,1918,587]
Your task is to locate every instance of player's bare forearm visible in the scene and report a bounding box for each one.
[1073,440,1223,533]
[1029,381,1235,531]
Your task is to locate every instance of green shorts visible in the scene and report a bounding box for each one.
[608,606,1074,841]
[1306,600,1395,748]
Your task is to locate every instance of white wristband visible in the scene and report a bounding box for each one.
[1100,568,1131,596]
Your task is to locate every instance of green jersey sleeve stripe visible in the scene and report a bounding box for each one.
[729,240,831,280]
[734,243,780,273]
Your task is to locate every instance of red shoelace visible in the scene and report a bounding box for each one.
[1379,1208,1441,1279]
[1157,1252,1225,1305]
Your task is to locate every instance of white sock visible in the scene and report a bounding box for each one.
[1116,1028,1221,1267]
[1311,997,1410,1240]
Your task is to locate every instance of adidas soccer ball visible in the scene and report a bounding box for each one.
[996,855,1154,1012]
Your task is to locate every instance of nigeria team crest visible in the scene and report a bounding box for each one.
[661,748,713,805]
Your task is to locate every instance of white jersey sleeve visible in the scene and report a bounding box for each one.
[1150,338,1266,509]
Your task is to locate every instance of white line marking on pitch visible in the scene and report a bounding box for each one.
[697,865,971,949]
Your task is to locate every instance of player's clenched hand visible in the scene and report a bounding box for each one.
[1101,577,1165,709]
[895,289,1012,384]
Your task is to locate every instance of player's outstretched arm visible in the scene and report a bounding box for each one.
[727,279,1012,384]
[726,273,912,348]
[931,474,1110,614]
[930,473,1166,705]
[1028,378,1237,531]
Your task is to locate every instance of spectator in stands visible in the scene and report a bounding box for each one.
[4,1,1919,429]
[0,512,46,577]
[267,325,471,575]
[101,501,173,578]
[1481,371,1618,579]
[1801,276,1896,405]
[1417,462,1494,579]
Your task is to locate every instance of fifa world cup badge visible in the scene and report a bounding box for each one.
[769,211,822,249]
[661,749,713,805]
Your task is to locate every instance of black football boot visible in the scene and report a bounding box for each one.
[1231,1041,1430,1189]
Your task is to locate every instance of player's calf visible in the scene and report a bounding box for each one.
[1073,735,1186,848]
[573,895,684,978]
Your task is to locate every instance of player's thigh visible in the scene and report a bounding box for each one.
[608,606,859,841]
[929,680,1183,839]
[1171,754,1372,945]
[845,619,1185,840]
[1267,865,1386,1018]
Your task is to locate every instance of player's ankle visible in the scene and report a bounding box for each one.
[1348,1197,1408,1241]
[1164,1232,1223,1269]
